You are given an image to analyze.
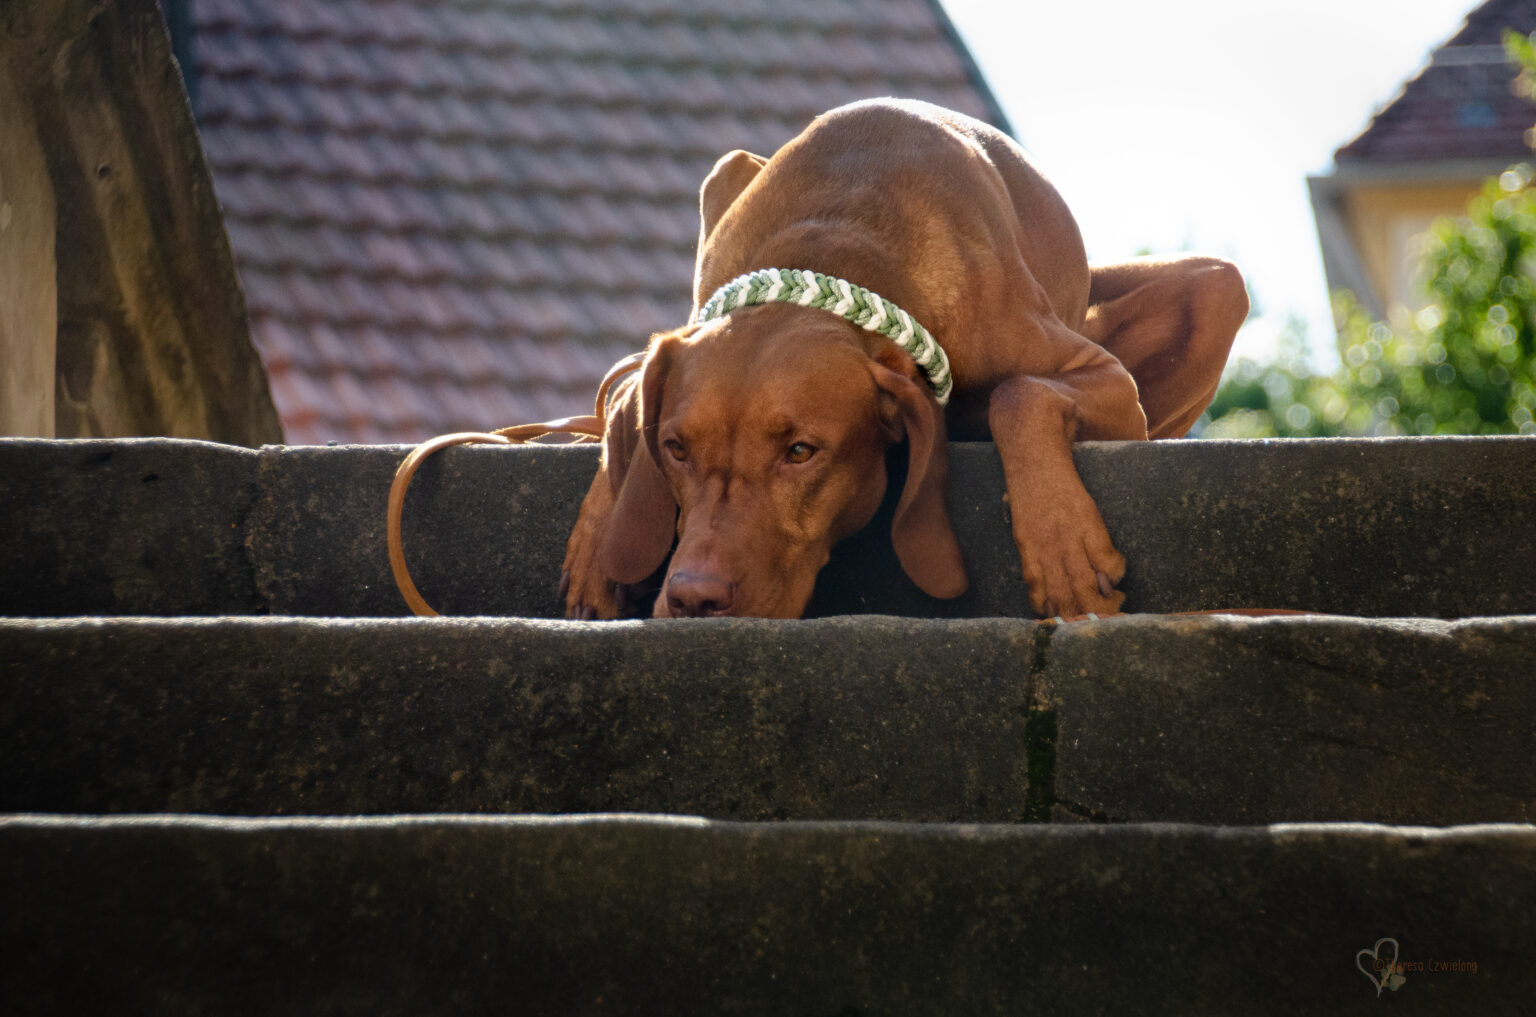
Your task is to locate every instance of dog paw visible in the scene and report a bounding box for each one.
[1011,490,1127,619]
[559,567,632,620]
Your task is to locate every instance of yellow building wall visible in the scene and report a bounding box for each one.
[1342,183,1483,318]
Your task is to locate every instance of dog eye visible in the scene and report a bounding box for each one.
[663,439,687,462]
[785,442,816,464]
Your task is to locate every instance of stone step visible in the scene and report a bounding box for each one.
[3,435,1535,619]
[3,814,1531,1014]
[4,615,1532,825]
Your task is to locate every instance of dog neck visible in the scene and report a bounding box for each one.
[692,267,953,406]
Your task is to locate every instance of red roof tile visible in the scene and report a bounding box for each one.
[191,0,1005,444]
[1336,0,1536,164]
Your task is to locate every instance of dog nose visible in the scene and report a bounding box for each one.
[665,572,735,617]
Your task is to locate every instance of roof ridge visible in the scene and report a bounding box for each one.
[918,0,1013,135]
[1333,0,1536,162]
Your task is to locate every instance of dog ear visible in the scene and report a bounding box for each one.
[692,150,768,306]
[869,351,967,599]
[698,150,767,245]
[596,332,682,583]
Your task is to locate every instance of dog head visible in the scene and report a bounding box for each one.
[595,303,966,618]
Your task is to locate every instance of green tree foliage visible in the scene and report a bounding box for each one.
[1200,320,1354,438]
[1201,30,1536,438]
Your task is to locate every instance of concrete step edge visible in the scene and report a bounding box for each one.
[6,613,1535,825]
[4,813,1532,1014]
[4,435,1535,617]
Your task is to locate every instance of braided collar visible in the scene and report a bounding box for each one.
[693,267,953,405]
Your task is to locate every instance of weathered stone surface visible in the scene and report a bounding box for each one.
[4,0,280,443]
[248,442,596,617]
[0,439,260,616]
[1087,436,1536,618]
[6,614,1536,824]
[4,435,1535,618]
[3,815,1533,1015]
[0,616,1037,820]
[1044,614,1536,825]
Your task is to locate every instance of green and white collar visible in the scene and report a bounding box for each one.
[693,267,953,405]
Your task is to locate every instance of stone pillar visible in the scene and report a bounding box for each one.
[0,65,56,437]
[3,0,282,446]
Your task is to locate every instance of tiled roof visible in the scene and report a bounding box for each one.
[1335,0,1536,164]
[190,0,1006,444]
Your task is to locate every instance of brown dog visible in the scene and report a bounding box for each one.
[560,98,1247,619]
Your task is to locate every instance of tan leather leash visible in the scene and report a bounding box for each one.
[386,351,645,616]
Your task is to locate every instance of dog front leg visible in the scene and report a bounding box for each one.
[988,356,1147,618]
[560,472,633,619]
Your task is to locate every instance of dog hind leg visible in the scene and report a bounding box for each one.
[1081,255,1249,439]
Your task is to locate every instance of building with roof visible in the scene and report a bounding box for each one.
[1309,0,1536,325]
[181,0,1007,444]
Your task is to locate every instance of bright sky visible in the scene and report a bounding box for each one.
[940,0,1483,368]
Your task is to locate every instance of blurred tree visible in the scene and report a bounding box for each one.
[1200,29,1536,438]
[1199,318,1352,438]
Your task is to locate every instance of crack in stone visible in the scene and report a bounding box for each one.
[1054,797,1120,824]
[1234,715,1523,809]
[1021,620,1058,823]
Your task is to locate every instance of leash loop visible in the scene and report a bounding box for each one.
[386,352,644,616]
